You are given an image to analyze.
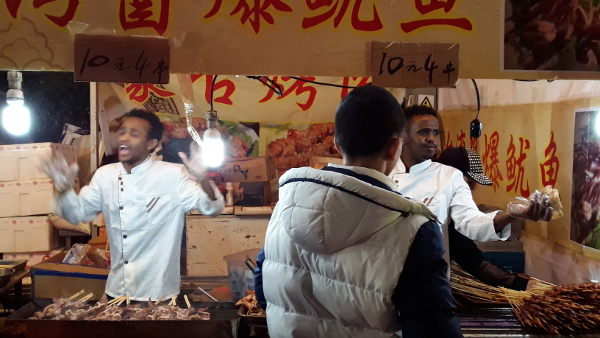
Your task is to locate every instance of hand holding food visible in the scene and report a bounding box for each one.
[506,187,555,222]
[541,185,564,219]
[178,141,208,181]
[41,153,79,193]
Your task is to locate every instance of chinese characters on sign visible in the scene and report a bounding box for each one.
[191,75,236,106]
[341,77,370,99]
[400,0,473,33]
[124,83,175,103]
[370,42,459,88]
[539,131,559,187]
[482,131,503,192]
[469,137,478,152]
[74,34,170,84]
[119,0,170,35]
[506,134,531,197]
[204,0,292,34]
[302,0,383,31]
[259,76,317,111]
[456,129,466,147]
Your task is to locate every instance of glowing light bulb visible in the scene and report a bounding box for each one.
[203,110,224,167]
[2,101,30,136]
[202,128,224,167]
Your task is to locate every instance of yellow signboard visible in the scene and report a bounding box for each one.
[2,1,600,80]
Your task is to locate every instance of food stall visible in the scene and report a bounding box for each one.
[1,0,600,336]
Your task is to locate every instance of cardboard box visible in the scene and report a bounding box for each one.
[0,216,59,252]
[0,178,54,217]
[232,179,278,207]
[30,251,109,301]
[216,157,276,183]
[186,215,269,276]
[3,248,64,268]
[0,142,79,182]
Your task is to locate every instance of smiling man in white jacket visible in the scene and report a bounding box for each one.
[43,109,224,301]
[260,86,463,338]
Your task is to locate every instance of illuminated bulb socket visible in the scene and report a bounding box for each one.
[206,109,219,129]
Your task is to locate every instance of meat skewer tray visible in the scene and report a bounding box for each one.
[4,299,240,338]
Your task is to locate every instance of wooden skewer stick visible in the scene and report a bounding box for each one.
[169,296,176,306]
[154,295,165,305]
[197,287,218,302]
[126,292,130,306]
[184,294,191,309]
[69,289,86,300]
[107,295,125,305]
[80,293,94,302]
[116,296,126,307]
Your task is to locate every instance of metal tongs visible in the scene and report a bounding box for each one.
[245,258,257,275]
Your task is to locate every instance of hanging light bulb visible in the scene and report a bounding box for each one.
[203,109,224,168]
[2,71,30,136]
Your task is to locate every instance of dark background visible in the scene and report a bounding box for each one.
[0,71,90,145]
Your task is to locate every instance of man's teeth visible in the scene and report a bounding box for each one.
[119,145,128,150]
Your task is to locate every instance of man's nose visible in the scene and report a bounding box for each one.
[118,132,129,142]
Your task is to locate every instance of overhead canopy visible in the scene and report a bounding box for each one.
[2,1,600,80]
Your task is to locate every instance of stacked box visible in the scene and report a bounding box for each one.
[3,249,63,268]
[0,216,59,252]
[0,142,77,255]
[0,178,54,217]
[214,157,278,206]
[0,142,78,182]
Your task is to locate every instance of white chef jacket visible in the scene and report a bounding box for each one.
[53,156,225,301]
[390,160,510,264]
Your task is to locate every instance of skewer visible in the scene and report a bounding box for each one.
[68,289,86,300]
[80,293,94,302]
[184,294,191,309]
[106,296,123,305]
[169,296,176,306]
[107,295,124,305]
[116,296,126,306]
[154,295,165,305]
[126,292,130,306]
[197,287,218,302]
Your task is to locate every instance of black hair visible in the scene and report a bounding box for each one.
[124,109,163,152]
[403,105,439,124]
[334,85,405,157]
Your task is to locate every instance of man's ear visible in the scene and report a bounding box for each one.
[333,137,343,157]
[147,138,159,152]
[386,137,401,161]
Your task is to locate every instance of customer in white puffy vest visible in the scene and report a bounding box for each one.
[259,85,463,338]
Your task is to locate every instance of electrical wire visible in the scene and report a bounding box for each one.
[471,79,480,119]
[286,76,366,89]
[246,76,283,96]
[210,75,218,110]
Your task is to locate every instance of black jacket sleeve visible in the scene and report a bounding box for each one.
[450,220,529,291]
[254,248,267,310]
[393,220,463,338]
